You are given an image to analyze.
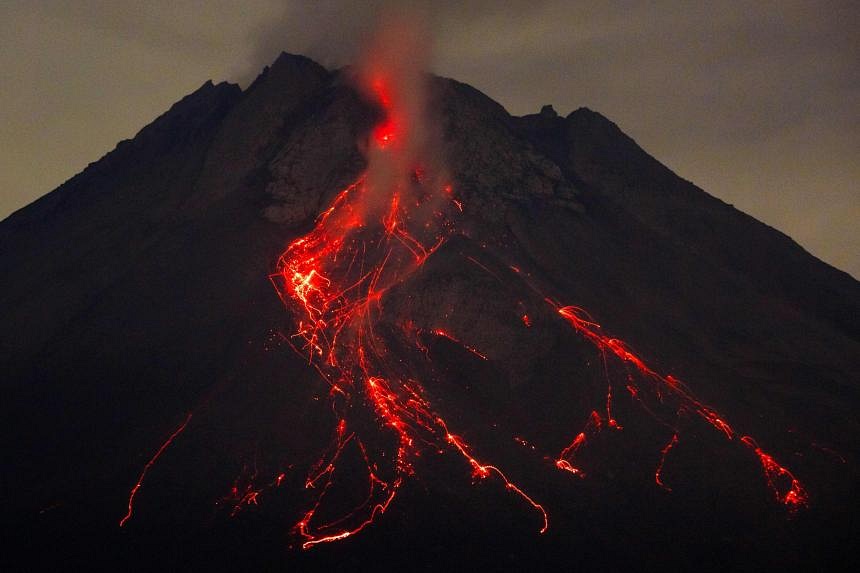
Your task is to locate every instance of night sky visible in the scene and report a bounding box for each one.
[2,1,857,277]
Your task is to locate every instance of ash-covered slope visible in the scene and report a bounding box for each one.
[2,53,858,570]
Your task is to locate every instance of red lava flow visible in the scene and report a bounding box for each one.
[120,64,806,547]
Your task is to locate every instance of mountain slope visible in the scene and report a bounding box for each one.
[2,52,858,570]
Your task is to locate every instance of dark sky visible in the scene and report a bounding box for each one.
[2,1,857,277]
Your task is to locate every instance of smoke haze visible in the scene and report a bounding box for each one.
[353,9,448,220]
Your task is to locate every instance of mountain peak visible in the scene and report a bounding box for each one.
[540,104,558,118]
[272,50,328,71]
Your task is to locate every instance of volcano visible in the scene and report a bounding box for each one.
[2,52,858,571]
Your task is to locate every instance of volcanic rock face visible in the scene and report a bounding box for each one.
[2,52,858,570]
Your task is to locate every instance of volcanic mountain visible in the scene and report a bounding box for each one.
[2,52,858,570]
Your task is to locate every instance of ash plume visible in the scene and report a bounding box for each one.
[353,11,448,222]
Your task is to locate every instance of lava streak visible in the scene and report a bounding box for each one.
[120,413,192,527]
[550,303,807,509]
[271,169,548,548]
[115,22,809,546]
[270,47,547,546]
[265,38,807,548]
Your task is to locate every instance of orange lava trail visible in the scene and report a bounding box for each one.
[500,255,806,509]
[265,57,807,549]
[440,419,548,533]
[120,413,192,527]
[741,436,808,509]
[655,433,679,491]
[550,303,807,508]
[270,73,546,549]
[272,183,548,545]
[428,328,489,360]
[117,31,808,543]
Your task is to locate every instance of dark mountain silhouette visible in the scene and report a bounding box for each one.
[2,52,858,571]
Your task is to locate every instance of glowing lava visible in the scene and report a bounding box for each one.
[269,83,548,546]
[118,31,807,547]
[120,413,192,527]
[549,302,807,508]
[263,68,806,549]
